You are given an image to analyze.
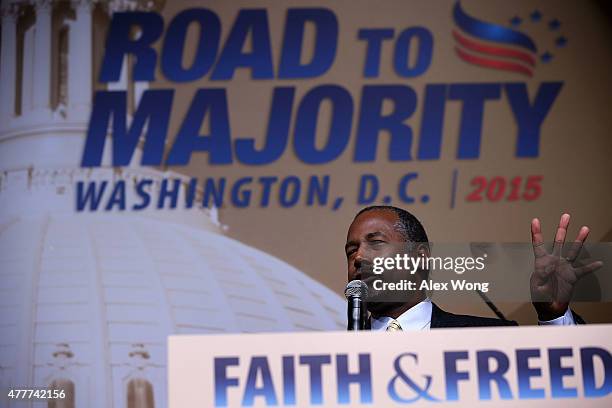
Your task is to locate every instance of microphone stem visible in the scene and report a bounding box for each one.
[347,296,367,330]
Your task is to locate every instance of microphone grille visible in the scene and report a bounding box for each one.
[344,280,368,299]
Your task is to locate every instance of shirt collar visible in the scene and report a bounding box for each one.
[371,298,432,331]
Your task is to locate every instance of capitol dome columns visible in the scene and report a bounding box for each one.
[0,0,95,122]
[68,0,94,119]
[0,3,18,124]
[32,0,52,115]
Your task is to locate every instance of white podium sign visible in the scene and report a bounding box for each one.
[169,325,611,407]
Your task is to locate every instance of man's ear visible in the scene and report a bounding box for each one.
[416,243,430,258]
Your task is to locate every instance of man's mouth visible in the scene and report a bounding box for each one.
[355,262,374,279]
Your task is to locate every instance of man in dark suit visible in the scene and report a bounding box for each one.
[344,206,601,330]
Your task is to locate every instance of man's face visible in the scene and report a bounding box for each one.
[345,210,406,282]
[345,210,425,314]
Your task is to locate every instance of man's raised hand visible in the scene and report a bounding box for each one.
[530,213,603,320]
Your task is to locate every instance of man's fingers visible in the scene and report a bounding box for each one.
[575,225,590,243]
[531,218,547,258]
[565,226,590,262]
[552,213,570,257]
[575,261,604,279]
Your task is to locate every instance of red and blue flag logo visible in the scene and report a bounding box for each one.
[452,1,567,77]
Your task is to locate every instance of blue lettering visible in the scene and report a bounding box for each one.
[444,351,469,401]
[258,176,278,207]
[161,9,221,82]
[418,84,447,160]
[99,12,163,82]
[282,356,296,405]
[398,173,418,204]
[279,176,300,207]
[336,354,372,404]
[355,85,416,161]
[505,82,563,157]
[211,10,274,80]
[581,347,612,398]
[516,349,545,399]
[157,179,181,209]
[393,27,433,77]
[231,177,252,208]
[357,28,394,78]
[294,85,353,164]
[202,178,226,208]
[306,175,330,206]
[81,90,172,167]
[357,175,379,204]
[476,350,512,400]
[166,89,232,165]
[214,357,239,407]
[548,348,577,398]
[185,178,197,208]
[133,179,153,210]
[242,356,278,406]
[448,84,501,159]
[279,8,338,78]
[76,181,107,211]
[300,355,331,405]
[235,87,294,165]
[105,180,126,211]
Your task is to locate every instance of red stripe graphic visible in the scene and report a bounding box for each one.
[453,29,536,66]
[454,46,534,77]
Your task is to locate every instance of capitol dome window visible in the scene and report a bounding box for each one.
[127,378,155,408]
[47,378,74,408]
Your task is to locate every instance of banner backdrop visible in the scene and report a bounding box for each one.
[0,0,611,407]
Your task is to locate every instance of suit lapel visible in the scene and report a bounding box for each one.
[429,302,451,328]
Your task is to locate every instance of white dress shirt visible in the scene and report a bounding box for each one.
[537,307,575,326]
[371,298,433,331]
[371,298,575,331]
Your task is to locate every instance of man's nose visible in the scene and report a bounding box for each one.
[353,253,366,277]
[354,255,363,270]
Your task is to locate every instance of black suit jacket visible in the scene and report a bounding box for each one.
[430,303,518,328]
[366,302,585,329]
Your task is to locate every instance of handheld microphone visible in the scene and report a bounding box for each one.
[344,280,369,331]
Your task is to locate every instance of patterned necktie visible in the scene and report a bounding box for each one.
[386,319,403,332]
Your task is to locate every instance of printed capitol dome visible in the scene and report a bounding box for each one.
[0,1,344,407]
[0,210,345,407]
